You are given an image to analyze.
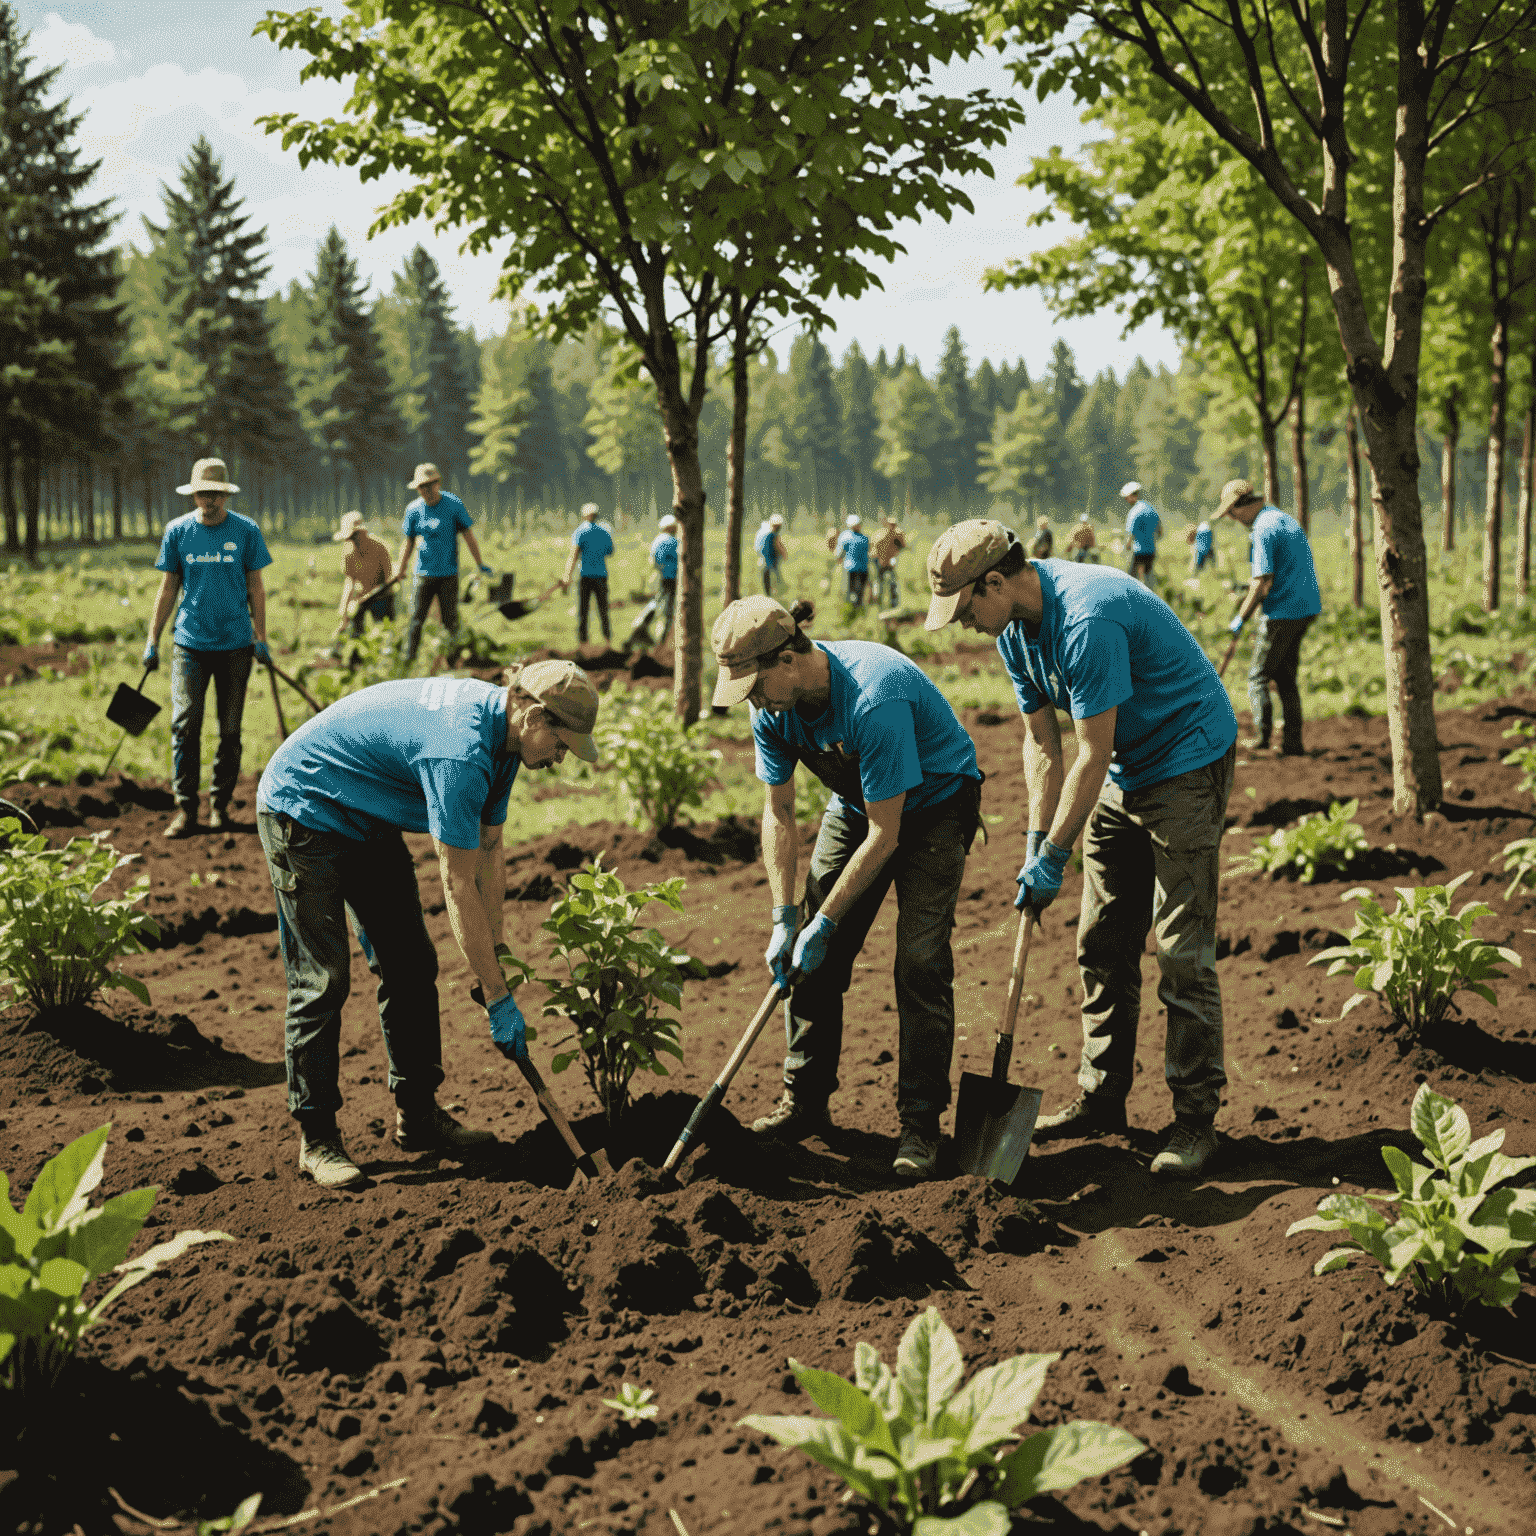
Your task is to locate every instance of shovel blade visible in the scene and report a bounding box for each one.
[954,1073,1043,1184]
[496,599,537,622]
[106,682,161,737]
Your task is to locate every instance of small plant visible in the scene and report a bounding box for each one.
[1501,719,1536,797]
[1500,835,1536,900]
[739,1306,1143,1533]
[197,1494,262,1535]
[1309,871,1521,1037]
[519,857,703,1130]
[1231,798,1369,884]
[0,1124,234,1400]
[600,687,721,832]
[0,819,160,1012]
[603,1381,659,1423]
[1288,1083,1536,1310]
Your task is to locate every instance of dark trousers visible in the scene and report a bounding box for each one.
[783,795,974,1128]
[627,578,675,648]
[170,644,253,811]
[405,575,459,663]
[257,810,444,1121]
[350,590,396,638]
[578,576,611,643]
[1247,614,1314,751]
[845,569,868,604]
[761,565,779,596]
[1129,552,1155,584]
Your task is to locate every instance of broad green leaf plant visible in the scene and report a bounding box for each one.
[1231,798,1369,884]
[603,1381,659,1424]
[739,1307,1143,1533]
[600,687,722,833]
[1309,871,1520,1037]
[1,1125,233,1400]
[1288,1084,1536,1310]
[0,818,160,1013]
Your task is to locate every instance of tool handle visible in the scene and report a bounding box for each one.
[1217,633,1241,679]
[268,660,322,714]
[135,667,153,692]
[662,1082,724,1174]
[991,910,1036,1085]
[265,660,288,741]
[515,1055,607,1177]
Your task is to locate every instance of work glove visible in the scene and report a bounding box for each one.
[141,640,159,673]
[253,639,272,665]
[765,903,799,988]
[487,991,528,1063]
[1015,839,1071,914]
[479,563,493,575]
[1228,615,1246,635]
[790,910,837,979]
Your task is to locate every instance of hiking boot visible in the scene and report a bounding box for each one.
[1032,1091,1128,1142]
[207,804,228,831]
[1151,1119,1218,1179]
[751,1090,831,1141]
[299,1129,363,1188]
[892,1125,940,1182]
[395,1103,498,1154]
[164,807,197,839]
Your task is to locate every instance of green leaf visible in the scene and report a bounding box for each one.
[22,1124,111,1232]
[896,1306,964,1423]
[993,1421,1145,1504]
[787,1361,895,1455]
[1413,1083,1470,1168]
[914,1503,1012,1536]
[946,1351,1057,1452]
[1314,1247,1360,1275]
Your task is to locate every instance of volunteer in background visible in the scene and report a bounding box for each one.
[871,514,907,607]
[395,463,491,664]
[756,513,787,595]
[1066,514,1098,562]
[1189,519,1216,573]
[627,513,679,651]
[1121,481,1161,584]
[334,511,395,636]
[836,514,871,604]
[1030,516,1053,560]
[560,502,616,645]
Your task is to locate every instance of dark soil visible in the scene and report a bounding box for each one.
[2,696,1535,1536]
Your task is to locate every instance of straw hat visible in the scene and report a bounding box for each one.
[178,458,239,496]
[332,510,366,542]
[1120,481,1142,498]
[846,513,862,528]
[1215,478,1264,519]
[407,463,442,490]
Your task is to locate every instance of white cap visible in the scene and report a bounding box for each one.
[768,513,784,527]
[846,513,862,528]
[1120,481,1142,498]
[580,502,600,519]
[658,513,678,531]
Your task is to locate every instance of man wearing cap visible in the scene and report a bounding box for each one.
[871,515,907,608]
[1121,482,1161,585]
[143,458,273,839]
[333,511,396,638]
[627,514,679,651]
[1066,514,1098,563]
[755,513,787,596]
[924,519,1238,1179]
[1215,479,1321,755]
[395,464,490,665]
[836,514,871,605]
[560,503,616,645]
[1189,519,1216,574]
[713,594,983,1181]
[1030,517,1054,561]
[255,659,601,1188]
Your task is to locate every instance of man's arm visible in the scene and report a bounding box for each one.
[560,539,579,589]
[246,569,267,646]
[814,790,904,925]
[1234,570,1274,625]
[475,820,506,948]
[462,528,485,568]
[1022,704,1066,835]
[148,571,181,646]
[1045,708,1117,853]
[762,777,798,907]
[437,837,509,1006]
[393,535,417,583]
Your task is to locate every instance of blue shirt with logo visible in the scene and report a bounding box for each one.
[651,532,678,582]
[402,491,473,578]
[1193,522,1214,559]
[155,511,272,652]
[572,520,615,578]
[258,677,518,850]
[836,528,870,573]
[755,524,781,569]
[1250,507,1321,620]
[1125,500,1161,555]
[752,640,978,818]
[997,562,1236,794]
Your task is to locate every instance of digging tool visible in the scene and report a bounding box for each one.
[1217,632,1242,678]
[264,659,289,742]
[953,910,1044,1183]
[330,574,402,641]
[491,579,562,625]
[661,981,789,1177]
[102,669,162,774]
[266,659,321,715]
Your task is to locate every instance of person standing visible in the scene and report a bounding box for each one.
[143,457,272,839]
[1215,479,1322,756]
[712,595,983,1181]
[256,660,602,1187]
[333,511,396,637]
[871,514,908,608]
[836,514,871,605]
[755,512,787,596]
[1066,514,1098,563]
[924,520,1238,1179]
[1121,481,1161,584]
[395,463,491,665]
[1030,516,1054,560]
[1189,519,1216,573]
[627,513,679,651]
[560,502,616,645]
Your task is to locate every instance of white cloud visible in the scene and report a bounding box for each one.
[26,11,116,70]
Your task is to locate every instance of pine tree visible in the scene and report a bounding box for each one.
[469,325,564,500]
[789,334,845,508]
[1047,339,1086,427]
[933,325,981,503]
[838,342,881,508]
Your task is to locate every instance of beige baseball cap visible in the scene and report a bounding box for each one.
[408,463,441,489]
[1215,478,1263,519]
[178,458,239,495]
[510,659,600,762]
[333,510,366,542]
[710,596,797,707]
[924,519,1016,631]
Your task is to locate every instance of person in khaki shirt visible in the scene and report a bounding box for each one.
[871,515,907,607]
[334,511,396,637]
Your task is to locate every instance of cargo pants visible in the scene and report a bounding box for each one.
[1247,614,1314,752]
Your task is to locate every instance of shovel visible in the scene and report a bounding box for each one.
[102,669,162,774]
[492,580,562,624]
[1217,632,1242,678]
[953,910,1044,1183]
[330,574,402,640]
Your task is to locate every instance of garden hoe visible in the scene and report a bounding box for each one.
[491,579,563,625]
[953,910,1043,1183]
[102,668,162,774]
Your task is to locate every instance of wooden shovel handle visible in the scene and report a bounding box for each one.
[265,660,288,741]
[1217,633,1241,679]
[267,660,322,714]
[516,1055,611,1176]
[990,910,1036,1086]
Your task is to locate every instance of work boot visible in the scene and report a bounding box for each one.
[298,1128,363,1188]
[164,806,197,839]
[207,804,228,832]
[395,1102,498,1154]
[1032,1091,1128,1142]
[892,1124,940,1182]
[751,1089,831,1141]
[1150,1119,1219,1179]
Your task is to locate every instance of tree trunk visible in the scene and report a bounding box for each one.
[1483,304,1510,612]
[1346,406,1364,608]
[1518,391,1534,603]
[1290,384,1309,533]
[722,292,748,607]
[1259,416,1281,503]
[1,438,17,554]
[112,463,123,542]
[82,460,96,544]
[22,443,40,563]
[1440,395,1458,554]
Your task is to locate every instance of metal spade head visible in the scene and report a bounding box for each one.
[106,679,161,737]
[954,1075,1043,1185]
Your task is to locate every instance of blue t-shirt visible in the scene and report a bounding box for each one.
[651,533,678,582]
[402,492,472,578]
[1125,500,1161,555]
[1193,522,1214,558]
[155,511,273,652]
[755,525,781,569]
[257,677,518,850]
[837,529,870,573]
[572,520,615,578]
[753,640,978,818]
[997,562,1236,794]
[1250,507,1322,621]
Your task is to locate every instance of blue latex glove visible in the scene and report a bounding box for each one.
[1228,615,1245,635]
[141,640,158,673]
[253,639,272,665]
[765,903,799,988]
[790,910,838,979]
[488,991,527,1063]
[1015,839,1071,914]
[479,563,494,575]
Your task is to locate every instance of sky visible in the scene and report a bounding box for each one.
[13,1,1179,378]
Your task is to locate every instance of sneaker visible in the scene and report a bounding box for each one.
[751,1090,832,1140]
[395,1103,498,1154]
[1032,1091,1128,1142]
[299,1129,363,1187]
[1151,1119,1218,1179]
[892,1126,940,1181]
[208,804,228,831]
[164,807,197,839]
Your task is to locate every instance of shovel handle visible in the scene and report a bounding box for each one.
[1217,633,1241,679]
[265,660,288,741]
[991,910,1036,1086]
[515,1055,611,1177]
[267,660,322,714]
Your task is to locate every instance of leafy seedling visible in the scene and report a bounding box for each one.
[599,685,722,833]
[197,1494,263,1534]
[1231,797,1368,884]
[603,1381,659,1423]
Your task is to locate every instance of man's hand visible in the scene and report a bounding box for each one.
[487,992,527,1063]
[479,563,493,575]
[764,903,799,987]
[1228,615,1245,635]
[142,641,158,672]
[1016,840,1071,914]
[790,910,837,978]
[253,639,271,665]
